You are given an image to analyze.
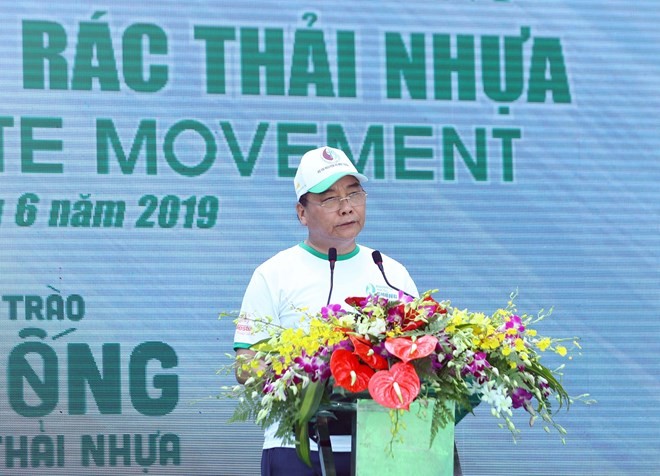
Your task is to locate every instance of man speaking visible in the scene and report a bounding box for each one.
[233,146,418,476]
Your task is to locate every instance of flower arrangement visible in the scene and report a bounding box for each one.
[223,290,582,466]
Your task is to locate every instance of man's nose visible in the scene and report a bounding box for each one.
[337,196,354,213]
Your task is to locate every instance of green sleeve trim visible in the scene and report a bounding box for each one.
[233,342,252,351]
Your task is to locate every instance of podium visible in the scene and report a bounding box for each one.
[314,399,455,476]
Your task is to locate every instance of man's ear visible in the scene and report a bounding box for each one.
[296,202,307,225]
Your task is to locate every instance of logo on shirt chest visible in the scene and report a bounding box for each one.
[365,283,398,300]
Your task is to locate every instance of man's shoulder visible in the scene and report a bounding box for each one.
[356,244,406,267]
[255,244,306,270]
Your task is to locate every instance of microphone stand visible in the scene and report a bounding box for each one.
[326,247,337,306]
[318,247,338,476]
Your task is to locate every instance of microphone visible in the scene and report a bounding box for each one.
[372,250,415,299]
[326,247,337,306]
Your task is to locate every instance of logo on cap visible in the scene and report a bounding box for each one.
[321,148,338,162]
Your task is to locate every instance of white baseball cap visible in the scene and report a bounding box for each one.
[293,147,368,200]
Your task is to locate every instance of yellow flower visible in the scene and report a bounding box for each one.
[492,309,509,319]
[514,338,525,352]
[526,329,537,337]
[451,309,466,325]
[271,360,285,374]
[502,346,512,357]
[555,345,567,357]
[481,335,501,350]
[536,337,552,351]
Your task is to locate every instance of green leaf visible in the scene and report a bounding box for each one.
[298,380,326,424]
[527,362,570,410]
[294,422,312,467]
[293,380,326,467]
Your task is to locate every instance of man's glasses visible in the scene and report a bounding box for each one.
[313,191,367,212]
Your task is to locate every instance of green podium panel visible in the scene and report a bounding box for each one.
[355,399,454,476]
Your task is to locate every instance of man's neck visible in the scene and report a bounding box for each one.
[304,239,356,255]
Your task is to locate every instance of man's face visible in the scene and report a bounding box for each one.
[296,175,366,253]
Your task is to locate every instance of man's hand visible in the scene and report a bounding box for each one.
[235,348,267,384]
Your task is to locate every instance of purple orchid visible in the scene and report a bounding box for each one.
[431,340,453,371]
[462,351,491,383]
[293,349,331,382]
[538,377,552,399]
[501,314,525,339]
[321,303,345,320]
[397,290,414,304]
[511,387,534,409]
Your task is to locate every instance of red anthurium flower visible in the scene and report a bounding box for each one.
[368,362,420,410]
[388,304,424,332]
[349,335,389,370]
[401,317,426,332]
[385,335,439,363]
[400,296,446,331]
[330,349,374,393]
[345,296,368,309]
[420,295,443,313]
[402,306,426,331]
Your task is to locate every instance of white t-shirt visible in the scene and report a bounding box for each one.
[234,242,418,450]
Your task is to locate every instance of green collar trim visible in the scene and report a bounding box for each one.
[299,242,360,260]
